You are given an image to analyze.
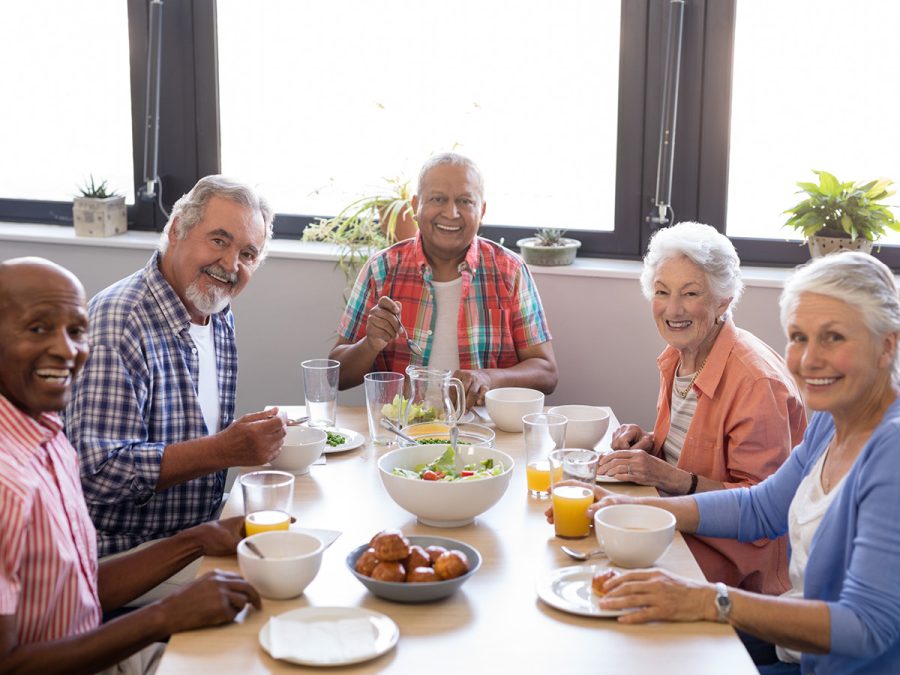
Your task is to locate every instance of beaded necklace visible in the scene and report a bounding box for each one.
[673,357,708,399]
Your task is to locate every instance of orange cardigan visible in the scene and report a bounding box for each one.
[652,319,807,595]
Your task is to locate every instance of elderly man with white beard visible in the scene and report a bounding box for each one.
[65,176,286,575]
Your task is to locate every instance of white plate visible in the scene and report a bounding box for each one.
[323,428,365,454]
[458,410,475,424]
[259,606,399,666]
[537,565,632,617]
[596,473,625,483]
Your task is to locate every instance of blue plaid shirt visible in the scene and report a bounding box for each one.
[64,252,237,556]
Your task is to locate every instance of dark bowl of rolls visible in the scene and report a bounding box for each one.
[346,530,482,603]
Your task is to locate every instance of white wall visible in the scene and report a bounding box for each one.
[0,232,789,430]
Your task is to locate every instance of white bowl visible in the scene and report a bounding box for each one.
[237,530,325,599]
[484,387,545,433]
[547,405,611,449]
[377,444,514,527]
[594,504,675,568]
[270,426,327,474]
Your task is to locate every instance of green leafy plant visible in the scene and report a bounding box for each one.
[783,170,899,242]
[303,177,416,291]
[77,175,121,199]
[534,227,567,247]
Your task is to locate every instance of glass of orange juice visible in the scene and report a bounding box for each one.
[523,413,568,498]
[239,470,295,536]
[549,449,600,538]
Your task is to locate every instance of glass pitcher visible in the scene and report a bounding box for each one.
[402,366,465,427]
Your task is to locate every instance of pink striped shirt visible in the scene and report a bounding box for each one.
[0,395,101,644]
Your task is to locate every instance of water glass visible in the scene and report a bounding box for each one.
[301,359,340,427]
[364,371,405,445]
[549,449,600,539]
[239,470,295,535]
[523,412,568,498]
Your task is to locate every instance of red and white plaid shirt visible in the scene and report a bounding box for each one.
[0,395,101,644]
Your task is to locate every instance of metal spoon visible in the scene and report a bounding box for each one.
[450,424,464,473]
[244,540,266,559]
[397,320,425,357]
[380,418,418,444]
[561,546,604,562]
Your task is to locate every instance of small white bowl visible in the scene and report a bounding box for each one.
[237,530,325,599]
[270,426,327,474]
[378,444,514,527]
[484,387,545,433]
[547,405,611,449]
[594,504,675,568]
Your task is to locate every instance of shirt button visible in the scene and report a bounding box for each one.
[192,348,197,354]
[427,330,433,335]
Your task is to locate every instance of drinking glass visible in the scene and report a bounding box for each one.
[239,470,295,535]
[301,358,340,427]
[549,449,600,539]
[364,371,406,445]
[523,412,568,498]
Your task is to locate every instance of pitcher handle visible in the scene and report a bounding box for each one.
[448,378,466,422]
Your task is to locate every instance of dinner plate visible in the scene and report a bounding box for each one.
[259,606,399,666]
[596,473,625,483]
[323,428,365,454]
[537,565,633,618]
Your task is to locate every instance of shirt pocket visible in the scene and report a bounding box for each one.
[472,308,513,368]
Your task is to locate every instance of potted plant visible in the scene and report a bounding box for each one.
[303,177,417,291]
[783,170,899,257]
[72,175,127,237]
[516,228,581,266]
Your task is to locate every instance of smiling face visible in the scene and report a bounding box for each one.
[650,256,731,363]
[0,261,89,418]
[785,292,896,420]
[160,195,266,324]
[412,163,486,276]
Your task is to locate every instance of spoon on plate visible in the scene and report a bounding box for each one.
[561,546,604,562]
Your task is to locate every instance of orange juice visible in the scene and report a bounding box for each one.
[245,510,291,535]
[551,485,595,538]
[526,460,563,495]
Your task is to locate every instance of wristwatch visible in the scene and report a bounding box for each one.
[715,582,732,623]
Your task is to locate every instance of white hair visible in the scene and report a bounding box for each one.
[780,251,900,386]
[417,152,485,201]
[158,175,274,260]
[640,221,744,313]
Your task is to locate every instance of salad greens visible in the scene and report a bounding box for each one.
[381,394,437,424]
[392,446,503,482]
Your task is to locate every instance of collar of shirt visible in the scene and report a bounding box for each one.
[0,394,62,460]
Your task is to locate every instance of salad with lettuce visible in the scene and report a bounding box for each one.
[381,395,437,425]
[392,446,504,482]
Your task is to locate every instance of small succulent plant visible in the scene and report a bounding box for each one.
[78,175,121,199]
[534,227,568,247]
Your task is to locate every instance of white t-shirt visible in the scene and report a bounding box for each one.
[427,277,462,373]
[776,446,847,664]
[188,321,221,434]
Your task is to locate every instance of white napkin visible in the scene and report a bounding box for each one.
[268,616,376,663]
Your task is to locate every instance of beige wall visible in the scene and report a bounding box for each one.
[0,236,789,430]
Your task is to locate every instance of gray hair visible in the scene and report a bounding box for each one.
[417,152,485,201]
[779,251,900,386]
[158,175,275,260]
[640,221,744,312]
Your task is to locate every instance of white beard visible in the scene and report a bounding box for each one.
[185,278,231,316]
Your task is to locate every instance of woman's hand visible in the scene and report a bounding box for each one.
[598,569,717,624]
[597,449,688,493]
[543,481,634,523]
[611,424,654,451]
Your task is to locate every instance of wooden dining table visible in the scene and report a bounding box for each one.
[157,406,756,674]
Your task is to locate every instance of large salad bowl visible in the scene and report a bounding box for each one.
[377,444,514,527]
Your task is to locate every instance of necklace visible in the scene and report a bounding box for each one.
[673,357,707,399]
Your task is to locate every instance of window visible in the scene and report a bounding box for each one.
[217,0,623,237]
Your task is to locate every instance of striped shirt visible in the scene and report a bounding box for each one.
[662,374,699,464]
[337,234,551,373]
[0,395,101,644]
[64,252,237,556]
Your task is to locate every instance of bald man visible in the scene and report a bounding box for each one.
[0,257,260,674]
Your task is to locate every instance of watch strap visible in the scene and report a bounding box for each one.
[715,582,732,623]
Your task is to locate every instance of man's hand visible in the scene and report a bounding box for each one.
[158,570,262,634]
[454,369,492,409]
[219,409,286,467]
[184,516,245,557]
[363,296,405,354]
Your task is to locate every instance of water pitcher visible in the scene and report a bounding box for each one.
[402,366,465,426]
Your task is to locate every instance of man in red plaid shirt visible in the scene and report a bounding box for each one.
[331,153,558,408]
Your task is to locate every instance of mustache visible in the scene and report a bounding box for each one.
[202,264,237,285]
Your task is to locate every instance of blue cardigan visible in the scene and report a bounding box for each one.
[696,398,900,675]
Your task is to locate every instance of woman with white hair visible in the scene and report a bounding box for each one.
[598,222,807,596]
[587,251,900,674]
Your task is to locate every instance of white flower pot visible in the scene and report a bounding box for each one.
[516,237,581,266]
[73,195,127,237]
[807,235,873,258]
